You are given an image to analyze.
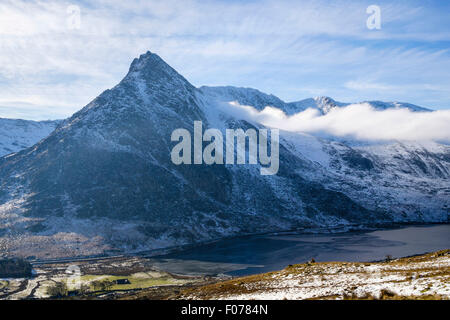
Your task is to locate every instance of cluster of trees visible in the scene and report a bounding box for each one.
[46,279,115,298]
[46,282,69,298]
[46,281,90,298]
[0,258,32,278]
[91,279,114,291]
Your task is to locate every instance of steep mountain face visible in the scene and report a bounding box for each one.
[0,119,60,157]
[0,51,448,259]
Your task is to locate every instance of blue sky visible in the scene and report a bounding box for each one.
[0,0,449,120]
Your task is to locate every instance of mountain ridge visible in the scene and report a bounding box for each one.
[0,118,61,157]
[199,85,431,115]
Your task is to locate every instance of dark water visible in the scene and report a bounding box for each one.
[149,224,450,276]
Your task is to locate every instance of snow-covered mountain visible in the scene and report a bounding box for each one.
[200,86,430,115]
[0,51,448,259]
[199,86,287,111]
[0,119,60,157]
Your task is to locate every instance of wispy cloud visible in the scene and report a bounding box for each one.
[0,0,449,119]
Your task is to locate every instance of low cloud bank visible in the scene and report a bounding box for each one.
[223,102,450,143]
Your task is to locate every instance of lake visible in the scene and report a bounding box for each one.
[148,224,450,276]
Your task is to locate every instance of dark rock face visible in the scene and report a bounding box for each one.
[0,51,448,257]
[342,150,374,171]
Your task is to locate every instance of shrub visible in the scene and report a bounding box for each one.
[47,281,68,298]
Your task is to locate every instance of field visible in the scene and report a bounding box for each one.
[0,256,217,300]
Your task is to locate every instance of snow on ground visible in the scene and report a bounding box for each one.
[184,250,450,300]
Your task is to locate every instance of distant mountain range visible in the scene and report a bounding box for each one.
[0,119,61,157]
[0,51,448,259]
[199,86,430,115]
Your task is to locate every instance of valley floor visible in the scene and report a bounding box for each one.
[1,250,448,300]
[0,256,221,300]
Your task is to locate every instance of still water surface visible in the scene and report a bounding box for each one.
[150,224,450,276]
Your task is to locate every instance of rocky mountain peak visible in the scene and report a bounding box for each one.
[124,51,195,92]
[128,51,168,73]
[314,96,337,105]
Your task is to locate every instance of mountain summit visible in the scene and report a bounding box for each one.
[0,51,448,259]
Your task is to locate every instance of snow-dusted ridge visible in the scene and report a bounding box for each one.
[200,86,431,115]
[0,118,61,157]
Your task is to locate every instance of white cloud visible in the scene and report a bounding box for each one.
[223,102,450,142]
[344,81,392,91]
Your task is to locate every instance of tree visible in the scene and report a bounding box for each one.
[47,281,68,298]
[92,279,114,292]
[79,284,90,295]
